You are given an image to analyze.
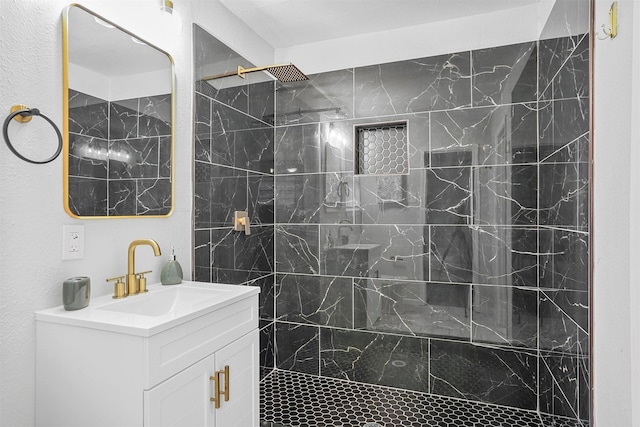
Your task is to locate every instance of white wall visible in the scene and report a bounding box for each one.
[275,1,550,74]
[631,3,640,425]
[0,1,272,426]
[592,0,640,425]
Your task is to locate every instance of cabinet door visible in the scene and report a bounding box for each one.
[214,329,259,427]
[144,356,215,427]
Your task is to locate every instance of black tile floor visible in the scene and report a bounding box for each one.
[260,370,587,427]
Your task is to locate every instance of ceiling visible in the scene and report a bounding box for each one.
[218,0,541,49]
[68,6,171,77]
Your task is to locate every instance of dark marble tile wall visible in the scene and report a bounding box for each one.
[193,25,276,380]
[270,36,589,424]
[68,89,172,216]
[191,24,589,426]
[538,32,590,423]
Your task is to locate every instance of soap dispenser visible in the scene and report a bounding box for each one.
[161,247,183,285]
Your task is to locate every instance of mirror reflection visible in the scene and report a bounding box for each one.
[63,5,174,218]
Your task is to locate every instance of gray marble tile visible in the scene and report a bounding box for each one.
[539,290,583,353]
[472,286,538,348]
[68,177,107,216]
[472,42,537,106]
[431,226,538,287]
[234,127,274,173]
[194,229,210,270]
[354,278,471,339]
[274,124,321,174]
[539,162,587,228]
[430,341,537,409]
[553,35,589,100]
[540,353,581,419]
[194,92,212,162]
[110,98,139,140]
[276,69,354,126]
[235,225,274,273]
[539,34,588,100]
[259,321,275,379]
[321,224,427,280]
[539,98,589,155]
[275,322,319,374]
[108,138,160,180]
[431,104,538,167]
[540,229,589,291]
[68,89,109,138]
[107,180,136,216]
[276,274,352,328]
[139,94,171,137]
[68,134,108,179]
[249,174,274,225]
[137,178,171,215]
[194,162,247,228]
[275,174,321,224]
[320,328,430,392]
[275,225,320,274]
[355,52,471,116]
[474,164,538,226]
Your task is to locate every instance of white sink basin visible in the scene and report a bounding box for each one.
[97,286,229,317]
[35,281,259,337]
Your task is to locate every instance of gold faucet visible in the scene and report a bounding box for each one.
[126,239,161,295]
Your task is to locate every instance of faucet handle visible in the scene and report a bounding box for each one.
[137,270,152,293]
[106,275,126,299]
[234,211,251,235]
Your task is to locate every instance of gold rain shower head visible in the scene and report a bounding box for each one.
[202,63,308,83]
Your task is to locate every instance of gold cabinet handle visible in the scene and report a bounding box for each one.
[209,373,221,409]
[209,365,230,409]
[220,365,229,402]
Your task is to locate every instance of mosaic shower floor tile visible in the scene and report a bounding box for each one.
[260,370,587,427]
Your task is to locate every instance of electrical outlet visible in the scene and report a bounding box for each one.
[69,232,79,252]
[62,225,85,260]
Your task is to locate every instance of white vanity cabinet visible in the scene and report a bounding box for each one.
[35,282,259,427]
[144,329,258,427]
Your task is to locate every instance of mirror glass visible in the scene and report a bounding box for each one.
[63,5,174,218]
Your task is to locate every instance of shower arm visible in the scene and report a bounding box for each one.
[203,64,286,81]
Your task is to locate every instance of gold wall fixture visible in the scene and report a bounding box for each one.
[598,1,618,39]
[9,104,32,123]
[203,63,308,83]
[234,211,251,235]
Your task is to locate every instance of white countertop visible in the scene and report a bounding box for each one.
[35,281,259,337]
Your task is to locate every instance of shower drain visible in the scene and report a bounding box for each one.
[391,359,407,368]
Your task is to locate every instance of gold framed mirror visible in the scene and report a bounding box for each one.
[62,4,174,218]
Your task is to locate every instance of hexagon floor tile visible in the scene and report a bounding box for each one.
[260,370,587,427]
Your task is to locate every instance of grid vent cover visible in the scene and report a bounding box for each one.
[356,122,408,175]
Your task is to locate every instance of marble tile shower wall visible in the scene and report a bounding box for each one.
[193,24,279,381]
[191,25,588,423]
[192,80,277,379]
[271,35,589,422]
[68,89,172,216]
